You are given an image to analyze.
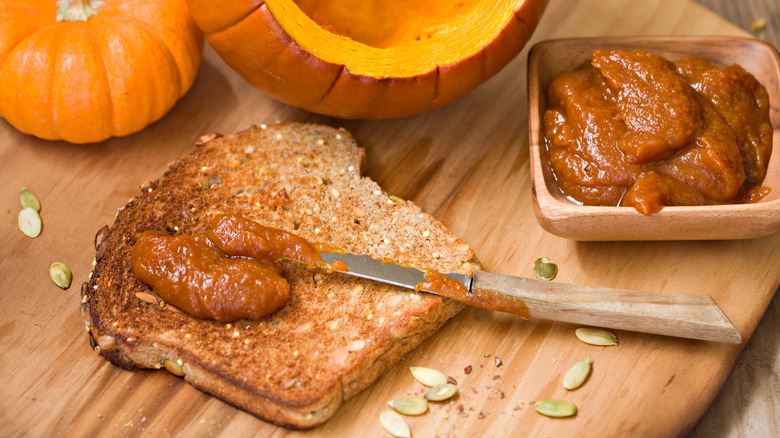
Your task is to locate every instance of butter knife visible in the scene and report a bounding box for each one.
[318,252,741,344]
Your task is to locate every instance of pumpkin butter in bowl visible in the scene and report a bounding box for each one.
[527,36,780,241]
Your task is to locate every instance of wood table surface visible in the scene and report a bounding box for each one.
[693,2,780,437]
[1,1,779,437]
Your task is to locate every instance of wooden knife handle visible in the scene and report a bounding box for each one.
[471,271,741,344]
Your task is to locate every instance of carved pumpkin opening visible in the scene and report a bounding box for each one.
[274,0,521,77]
[185,0,546,118]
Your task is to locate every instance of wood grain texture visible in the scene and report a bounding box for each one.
[0,1,778,437]
[693,1,780,436]
[698,0,780,47]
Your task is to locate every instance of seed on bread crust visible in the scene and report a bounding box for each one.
[195,132,222,147]
[97,335,116,351]
[291,321,314,334]
[330,348,349,365]
[94,226,110,250]
[135,292,157,303]
[80,302,90,325]
[164,359,185,377]
[347,340,366,351]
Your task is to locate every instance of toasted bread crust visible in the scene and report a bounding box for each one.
[84,123,478,428]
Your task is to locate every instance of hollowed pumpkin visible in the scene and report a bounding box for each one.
[185,0,548,119]
[0,0,203,144]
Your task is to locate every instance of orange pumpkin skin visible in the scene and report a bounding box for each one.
[0,0,203,144]
[185,0,548,119]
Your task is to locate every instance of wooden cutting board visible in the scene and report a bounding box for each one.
[2,0,778,436]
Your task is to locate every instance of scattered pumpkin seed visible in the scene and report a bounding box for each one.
[575,327,618,346]
[18,207,42,238]
[409,366,448,387]
[379,410,411,438]
[424,383,458,401]
[19,187,41,212]
[50,262,72,289]
[535,399,577,417]
[562,357,591,390]
[532,257,558,281]
[388,396,428,415]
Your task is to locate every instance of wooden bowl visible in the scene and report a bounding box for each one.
[527,36,780,241]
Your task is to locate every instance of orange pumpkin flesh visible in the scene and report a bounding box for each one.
[186,0,548,119]
[0,0,203,144]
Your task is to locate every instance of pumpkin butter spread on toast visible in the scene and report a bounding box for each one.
[84,123,479,429]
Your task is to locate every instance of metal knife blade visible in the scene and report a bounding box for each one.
[318,252,741,344]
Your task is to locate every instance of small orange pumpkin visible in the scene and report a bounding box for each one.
[0,0,203,143]
[185,0,548,119]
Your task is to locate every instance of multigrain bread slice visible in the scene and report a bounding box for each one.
[83,122,479,429]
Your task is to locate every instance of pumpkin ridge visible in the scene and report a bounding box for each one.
[479,43,490,84]
[0,4,40,70]
[313,64,346,109]
[52,22,116,142]
[210,1,266,36]
[260,3,337,107]
[514,0,548,27]
[513,9,532,41]
[112,13,184,97]
[84,22,115,137]
[260,3,294,50]
[37,25,66,138]
[430,65,441,111]
[89,14,181,135]
[0,27,40,129]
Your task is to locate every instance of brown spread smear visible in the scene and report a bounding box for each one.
[417,270,530,318]
[130,214,325,322]
[543,49,772,215]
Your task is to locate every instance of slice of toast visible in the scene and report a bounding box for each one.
[83,122,479,429]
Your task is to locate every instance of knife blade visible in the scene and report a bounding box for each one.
[318,252,741,344]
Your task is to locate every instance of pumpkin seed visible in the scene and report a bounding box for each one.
[575,327,618,346]
[379,410,411,438]
[163,359,185,377]
[97,335,116,351]
[18,207,42,238]
[562,357,591,390]
[19,187,41,212]
[388,396,428,415]
[94,225,109,250]
[424,383,458,401]
[535,399,577,417]
[50,262,72,289]
[409,366,448,387]
[533,257,558,281]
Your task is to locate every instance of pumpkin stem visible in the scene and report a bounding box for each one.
[56,0,104,22]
